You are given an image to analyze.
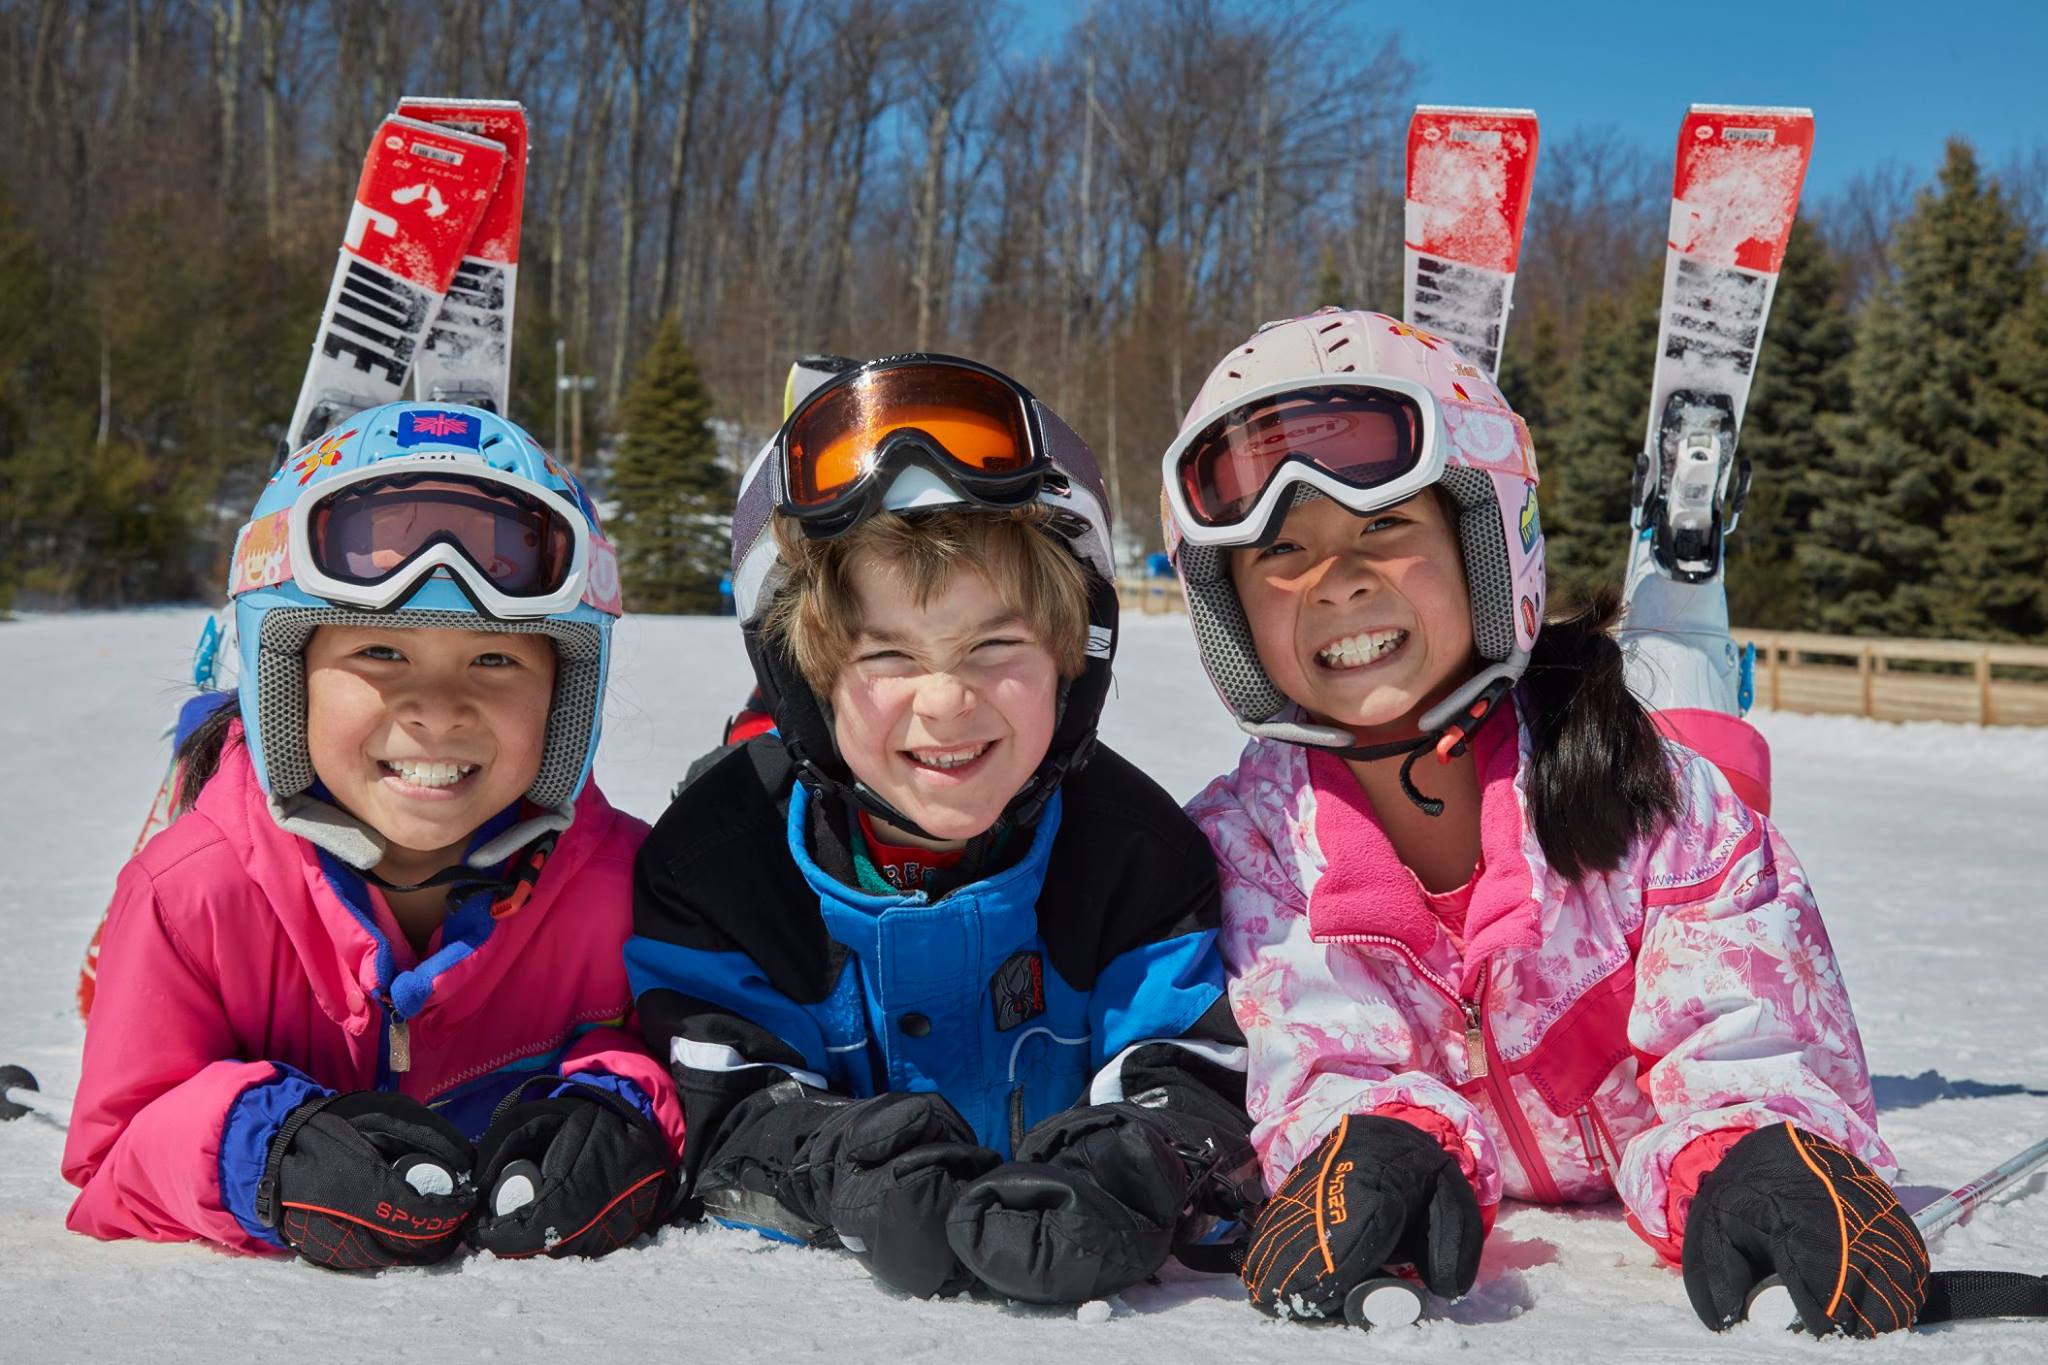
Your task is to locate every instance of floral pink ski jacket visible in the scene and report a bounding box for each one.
[1185,696,1891,1258]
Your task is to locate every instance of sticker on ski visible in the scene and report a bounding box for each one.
[285,114,507,451]
[395,97,528,417]
[1403,106,1540,378]
[1632,105,1814,584]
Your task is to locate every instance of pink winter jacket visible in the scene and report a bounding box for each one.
[1185,696,1892,1261]
[63,732,685,1253]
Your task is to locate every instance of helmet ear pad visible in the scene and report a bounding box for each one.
[244,601,605,810]
[1174,473,1525,732]
[1437,467,1521,667]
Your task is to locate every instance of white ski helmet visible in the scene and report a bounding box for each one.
[1162,309,1546,767]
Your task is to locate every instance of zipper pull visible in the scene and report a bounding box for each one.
[1462,1001,1488,1080]
[389,1017,412,1073]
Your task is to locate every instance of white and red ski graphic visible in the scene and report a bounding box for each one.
[285,114,507,449]
[395,97,528,417]
[1632,105,1814,583]
[1645,105,1814,436]
[1402,106,1540,378]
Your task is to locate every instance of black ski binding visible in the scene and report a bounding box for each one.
[1633,389,1750,584]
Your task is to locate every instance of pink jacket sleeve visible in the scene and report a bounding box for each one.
[1195,778,1504,1209]
[1615,750,1893,1256]
[561,1024,686,1160]
[62,861,288,1252]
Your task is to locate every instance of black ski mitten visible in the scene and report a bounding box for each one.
[947,1103,1202,1305]
[1683,1122,1928,1337]
[1240,1114,1482,1320]
[780,1091,1002,1299]
[257,1091,476,1271]
[468,1078,677,1260]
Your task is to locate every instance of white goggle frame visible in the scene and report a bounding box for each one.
[1161,374,1447,549]
[273,453,592,619]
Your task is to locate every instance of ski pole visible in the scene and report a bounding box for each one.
[0,1066,71,1129]
[1911,1134,2048,1242]
[1742,1133,2048,1327]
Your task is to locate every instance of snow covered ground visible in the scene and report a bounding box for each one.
[2,609,2043,1363]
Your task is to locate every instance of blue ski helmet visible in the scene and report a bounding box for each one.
[227,403,621,819]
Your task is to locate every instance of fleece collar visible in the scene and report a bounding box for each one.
[197,726,614,1031]
[1303,694,1544,993]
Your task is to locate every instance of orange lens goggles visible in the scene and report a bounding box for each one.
[782,360,1038,510]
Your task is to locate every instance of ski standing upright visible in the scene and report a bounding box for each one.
[1402,106,1541,378]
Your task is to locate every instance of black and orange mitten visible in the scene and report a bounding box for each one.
[1240,1114,1482,1320]
[1683,1122,1929,1337]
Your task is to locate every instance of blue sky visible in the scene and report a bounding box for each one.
[1401,0,2046,197]
[1013,1,2048,200]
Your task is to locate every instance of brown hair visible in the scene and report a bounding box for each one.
[764,504,1094,692]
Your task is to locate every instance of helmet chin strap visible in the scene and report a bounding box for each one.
[1246,675,1516,817]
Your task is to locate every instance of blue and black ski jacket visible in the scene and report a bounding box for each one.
[625,735,1252,1243]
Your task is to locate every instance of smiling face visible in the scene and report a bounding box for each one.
[827,556,1061,850]
[303,624,556,883]
[1228,491,1476,743]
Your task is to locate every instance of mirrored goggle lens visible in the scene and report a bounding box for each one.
[307,473,576,596]
[783,363,1035,507]
[1176,389,1425,528]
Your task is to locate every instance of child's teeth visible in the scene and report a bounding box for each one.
[1318,630,1407,668]
[386,760,477,788]
[915,744,989,770]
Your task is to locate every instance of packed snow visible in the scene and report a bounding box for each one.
[2,609,2043,1363]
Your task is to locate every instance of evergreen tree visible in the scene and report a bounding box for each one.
[1803,140,2037,636]
[1945,261,2048,638]
[1496,305,1565,466]
[1541,263,1660,602]
[1723,216,1855,629]
[607,321,730,614]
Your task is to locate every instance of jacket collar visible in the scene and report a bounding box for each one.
[1302,695,1544,993]
[198,726,617,1028]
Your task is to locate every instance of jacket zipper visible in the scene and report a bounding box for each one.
[1317,933,1562,1204]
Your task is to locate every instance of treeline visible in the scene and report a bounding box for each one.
[1,0,2045,640]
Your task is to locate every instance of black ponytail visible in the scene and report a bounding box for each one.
[1519,587,1680,882]
[168,694,241,819]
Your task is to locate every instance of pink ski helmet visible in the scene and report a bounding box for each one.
[1161,309,1546,758]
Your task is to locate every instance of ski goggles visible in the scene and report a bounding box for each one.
[1162,376,1446,547]
[230,456,591,618]
[776,355,1048,537]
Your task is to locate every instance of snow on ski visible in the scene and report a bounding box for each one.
[284,114,507,451]
[395,97,529,416]
[1402,106,1540,379]
[1632,105,1814,583]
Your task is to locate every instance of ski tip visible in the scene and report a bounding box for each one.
[379,111,511,153]
[393,95,526,115]
[1685,104,1815,121]
[1412,105,1538,120]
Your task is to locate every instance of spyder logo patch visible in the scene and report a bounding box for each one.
[992,951,1046,1031]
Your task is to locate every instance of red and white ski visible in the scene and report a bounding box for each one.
[285,114,507,450]
[394,97,529,417]
[1402,106,1540,379]
[1632,105,1814,583]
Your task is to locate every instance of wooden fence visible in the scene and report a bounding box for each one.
[1115,582,2048,726]
[1740,630,2048,727]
